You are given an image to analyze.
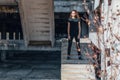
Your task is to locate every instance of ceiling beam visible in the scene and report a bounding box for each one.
[0,0,17,5]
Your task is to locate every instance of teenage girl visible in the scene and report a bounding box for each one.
[67,10,82,60]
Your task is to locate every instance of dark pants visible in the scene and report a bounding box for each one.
[67,35,81,56]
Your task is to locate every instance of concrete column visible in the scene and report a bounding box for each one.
[1,50,7,62]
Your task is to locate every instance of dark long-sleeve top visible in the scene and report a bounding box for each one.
[68,18,80,36]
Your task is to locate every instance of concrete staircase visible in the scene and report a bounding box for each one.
[0,51,61,80]
[61,64,95,80]
[1,51,61,80]
[19,0,54,46]
[6,51,61,64]
[61,38,96,80]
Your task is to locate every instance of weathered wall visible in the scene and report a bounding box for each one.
[101,0,120,80]
[54,1,89,12]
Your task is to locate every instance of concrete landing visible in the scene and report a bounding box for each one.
[61,39,96,80]
[0,51,61,80]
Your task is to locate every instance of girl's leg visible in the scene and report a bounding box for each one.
[75,41,81,56]
[75,36,82,59]
[67,36,73,57]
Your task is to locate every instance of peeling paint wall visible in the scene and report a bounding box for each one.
[101,0,120,80]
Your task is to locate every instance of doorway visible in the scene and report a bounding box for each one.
[54,12,89,39]
[0,5,23,40]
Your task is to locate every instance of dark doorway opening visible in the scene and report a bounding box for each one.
[0,5,23,40]
[54,12,89,39]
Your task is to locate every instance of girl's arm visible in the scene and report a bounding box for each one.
[67,22,70,36]
[67,22,70,39]
[78,21,81,38]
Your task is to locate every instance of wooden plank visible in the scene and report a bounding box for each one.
[29,5,49,9]
[29,10,50,14]
[29,41,51,46]
[28,0,48,4]
[28,14,50,19]
[29,36,50,41]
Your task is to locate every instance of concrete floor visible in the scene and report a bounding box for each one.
[0,51,61,80]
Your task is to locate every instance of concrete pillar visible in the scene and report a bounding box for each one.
[1,50,7,62]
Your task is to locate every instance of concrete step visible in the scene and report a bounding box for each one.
[61,64,96,80]
[5,51,61,64]
[61,39,96,80]
[0,62,61,80]
[0,78,60,80]
[61,38,91,44]
[62,60,89,64]
[61,40,93,64]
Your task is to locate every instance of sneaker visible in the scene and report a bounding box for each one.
[78,56,83,60]
[67,56,70,60]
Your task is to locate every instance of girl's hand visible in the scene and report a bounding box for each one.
[77,35,80,39]
[68,35,71,40]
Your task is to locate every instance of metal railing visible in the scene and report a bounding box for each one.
[0,32,24,50]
